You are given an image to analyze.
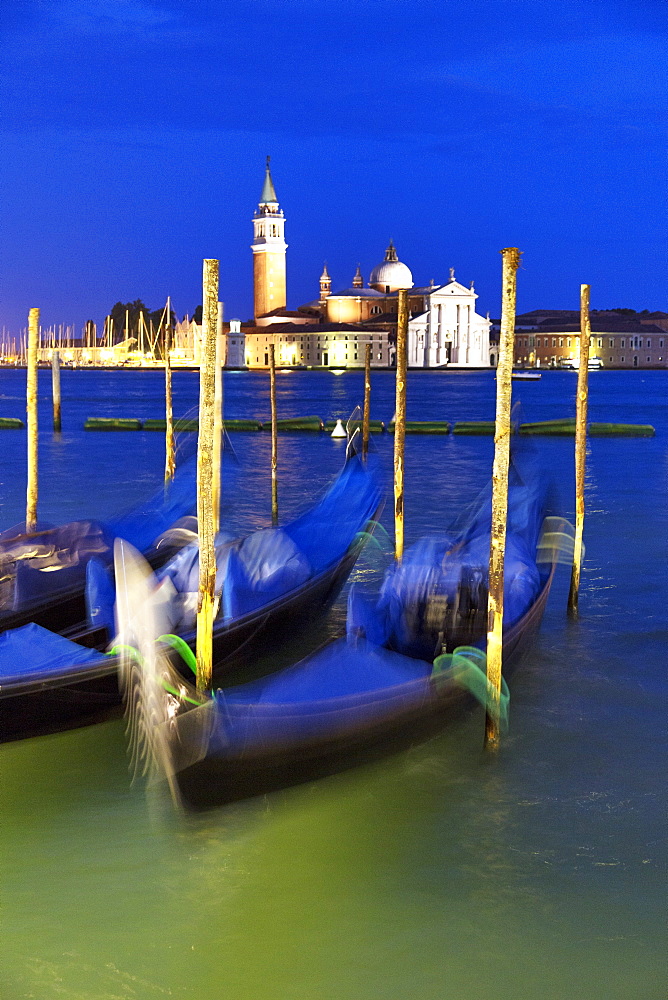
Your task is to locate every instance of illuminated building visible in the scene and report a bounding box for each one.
[246,161,491,368]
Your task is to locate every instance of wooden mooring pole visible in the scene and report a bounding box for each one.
[568,284,591,616]
[394,289,409,562]
[51,350,62,434]
[212,301,224,533]
[362,342,371,460]
[26,308,39,532]
[269,344,279,526]
[196,259,220,693]
[485,247,521,749]
[164,298,175,484]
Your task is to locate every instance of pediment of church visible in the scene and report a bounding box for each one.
[441,280,474,295]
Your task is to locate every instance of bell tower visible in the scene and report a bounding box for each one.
[251,157,287,320]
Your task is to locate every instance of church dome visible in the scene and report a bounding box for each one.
[369,240,414,292]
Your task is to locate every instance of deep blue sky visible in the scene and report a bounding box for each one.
[1,0,665,333]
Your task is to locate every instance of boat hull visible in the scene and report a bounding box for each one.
[172,568,555,810]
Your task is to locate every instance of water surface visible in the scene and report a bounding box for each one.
[0,368,665,999]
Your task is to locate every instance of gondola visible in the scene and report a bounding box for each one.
[0,451,205,635]
[0,453,382,742]
[120,469,569,812]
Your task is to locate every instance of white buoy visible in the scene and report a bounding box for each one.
[331,418,346,438]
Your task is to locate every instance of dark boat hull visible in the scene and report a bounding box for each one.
[172,568,555,811]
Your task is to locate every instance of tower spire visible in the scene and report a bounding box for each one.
[260,155,278,204]
[319,263,331,302]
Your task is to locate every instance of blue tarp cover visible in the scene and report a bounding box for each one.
[376,471,548,658]
[157,454,382,626]
[2,456,202,612]
[0,622,107,685]
[210,636,431,751]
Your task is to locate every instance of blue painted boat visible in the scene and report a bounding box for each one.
[0,452,206,634]
[0,453,382,741]
[121,464,563,810]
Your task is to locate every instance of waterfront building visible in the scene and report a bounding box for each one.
[502,311,668,369]
[242,324,391,368]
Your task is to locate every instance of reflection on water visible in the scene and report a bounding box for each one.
[0,370,665,998]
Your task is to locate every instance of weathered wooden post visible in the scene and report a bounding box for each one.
[394,289,409,562]
[485,247,521,749]
[212,301,224,534]
[26,308,39,532]
[196,259,219,692]
[51,350,62,434]
[164,298,175,484]
[568,284,591,615]
[269,343,279,526]
[362,342,372,460]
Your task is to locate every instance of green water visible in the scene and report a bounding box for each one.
[2,673,662,1000]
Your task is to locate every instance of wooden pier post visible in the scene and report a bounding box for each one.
[164,297,176,484]
[568,284,591,615]
[212,302,224,534]
[51,350,62,433]
[485,247,521,749]
[196,259,219,692]
[269,344,279,526]
[394,289,409,562]
[362,343,372,460]
[26,308,39,532]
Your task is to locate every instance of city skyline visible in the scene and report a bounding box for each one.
[1,0,665,333]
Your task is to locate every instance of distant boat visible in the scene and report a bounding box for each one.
[512,371,541,381]
[557,359,603,371]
